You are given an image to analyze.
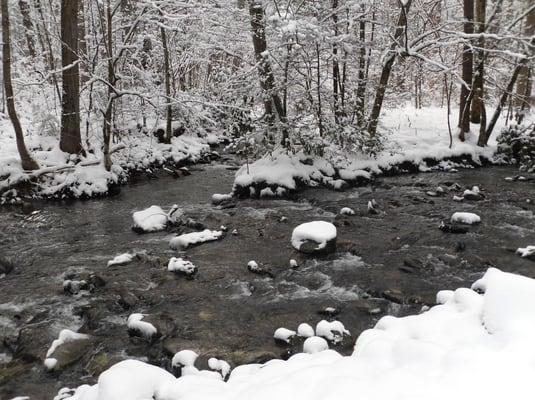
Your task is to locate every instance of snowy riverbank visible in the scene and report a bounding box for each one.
[55,267,535,400]
[0,116,222,201]
[233,107,508,197]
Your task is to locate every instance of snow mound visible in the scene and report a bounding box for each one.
[451,212,481,224]
[340,207,355,215]
[132,205,176,233]
[169,230,223,250]
[208,358,231,379]
[60,268,535,400]
[315,320,350,343]
[516,246,535,258]
[297,323,315,338]
[107,253,134,267]
[168,257,197,276]
[127,314,157,339]
[172,350,199,368]
[273,327,296,343]
[291,221,337,251]
[303,336,329,354]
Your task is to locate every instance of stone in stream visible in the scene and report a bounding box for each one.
[291,221,337,255]
[247,261,274,278]
[382,289,404,304]
[44,335,95,372]
[0,256,14,275]
[438,221,469,234]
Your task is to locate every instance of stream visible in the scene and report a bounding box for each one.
[1,158,534,399]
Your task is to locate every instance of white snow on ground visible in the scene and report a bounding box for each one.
[303,336,329,354]
[0,114,217,199]
[126,314,157,338]
[233,106,504,194]
[107,253,134,267]
[273,327,296,343]
[44,329,89,370]
[60,268,535,400]
[291,221,337,251]
[132,205,181,232]
[169,230,223,250]
[516,246,535,258]
[167,258,197,274]
[451,212,481,224]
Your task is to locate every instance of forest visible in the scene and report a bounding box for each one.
[0,0,534,399]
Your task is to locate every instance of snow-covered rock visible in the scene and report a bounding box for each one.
[315,320,350,344]
[462,186,484,201]
[297,323,315,338]
[44,329,90,371]
[107,253,134,267]
[291,221,337,254]
[340,207,355,216]
[208,358,231,379]
[172,350,199,368]
[132,205,179,233]
[516,246,535,260]
[168,257,197,277]
[273,327,296,344]
[127,314,158,340]
[451,212,481,225]
[289,259,299,268]
[211,193,233,205]
[303,336,329,354]
[169,230,223,250]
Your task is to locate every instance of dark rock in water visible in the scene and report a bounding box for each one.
[46,336,95,372]
[63,279,89,295]
[337,240,359,255]
[184,218,206,231]
[382,289,404,304]
[297,238,337,255]
[128,314,175,343]
[455,241,466,252]
[463,192,484,201]
[116,289,139,310]
[403,257,423,271]
[317,306,341,317]
[399,265,414,274]
[0,361,29,388]
[0,256,14,275]
[439,221,469,234]
[247,262,274,278]
[231,350,278,365]
[13,325,56,362]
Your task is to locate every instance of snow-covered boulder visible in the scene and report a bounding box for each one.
[273,327,297,344]
[451,212,481,225]
[132,205,181,233]
[172,350,199,368]
[44,329,92,371]
[212,193,233,206]
[315,320,350,344]
[297,323,315,338]
[340,207,355,216]
[127,314,159,341]
[107,253,134,267]
[208,357,232,379]
[167,257,197,277]
[462,186,484,201]
[303,336,329,354]
[169,229,223,250]
[516,246,535,261]
[291,221,337,255]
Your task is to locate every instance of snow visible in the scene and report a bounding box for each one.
[126,314,157,338]
[211,193,233,204]
[340,207,355,215]
[233,107,501,195]
[46,329,89,358]
[289,259,299,268]
[169,230,223,250]
[297,323,315,338]
[167,257,197,275]
[516,246,535,258]
[208,358,231,379]
[132,205,179,233]
[172,350,199,367]
[315,320,350,343]
[107,253,134,267]
[303,336,329,354]
[44,357,58,370]
[291,221,337,251]
[60,267,535,400]
[273,327,296,343]
[451,212,481,224]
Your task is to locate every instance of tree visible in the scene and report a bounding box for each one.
[160,17,173,144]
[60,0,85,155]
[458,0,474,140]
[18,0,36,57]
[470,0,485,123]
[2,0,39,171]
[514,4,535,123]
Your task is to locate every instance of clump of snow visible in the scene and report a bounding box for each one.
[44,329,89,370]
[107,253,134,267]
[516,246,535,258]
[172,350,199,368]
[208,358,231,379]
[168,257,197,276]
[291,221,337,251]
[44,357,58,370]
[315,320,350,343]
[127,314,157,339]
[273,327,296,343]
[289,259,299,268]
[453,195,464,202]
[340,207,355,215]
[132,205,181,233]
[212,193,232,205]
[451,212,481,224]
[303,336,329,354]
[297,323,315,338]
[169,230,223,250]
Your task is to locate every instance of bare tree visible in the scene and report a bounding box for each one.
[18,0,36,57]
[160,18,173,144]
[514,4,535,123]
[470,0,485,123]
[458,0,474,140]
[2,0,39,171]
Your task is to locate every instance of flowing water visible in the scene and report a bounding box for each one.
[1,159,534,399]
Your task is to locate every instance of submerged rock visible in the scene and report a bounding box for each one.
[0,256,14,275]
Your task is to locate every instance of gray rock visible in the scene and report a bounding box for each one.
[297,237,337,255]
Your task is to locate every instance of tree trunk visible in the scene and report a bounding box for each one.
[249,0,288,146]
[367,0,411,137]
[60,0,84,155]
[458,0,474,140]
[514,4,535,122]
[102,0,114,171]
[470,0,485,123]
[2,0,39,171]
[160,22,173,144]
[18,0,36,57]
[356,3,366,126]
[332,0,340,123]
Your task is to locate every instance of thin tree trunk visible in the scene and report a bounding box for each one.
[102,0,114,171]
[514,4,535,122]
[356,3,367,126]
[18,0,36,57]
[60,0,84,155]
[316,43,324,137]
[367,0,411,137]
[332,0,340,123]
[2,0,39,171]
[470,0,486,123]
[458,0,474,140]
[160,22,173,144]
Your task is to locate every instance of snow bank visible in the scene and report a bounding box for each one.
[60,268,535,400]
[291,221,337,251]
[232,107,502,196]
[169,230,223,250]
[451,212,481,224]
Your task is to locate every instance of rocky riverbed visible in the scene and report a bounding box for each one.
[1,159,534,399]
